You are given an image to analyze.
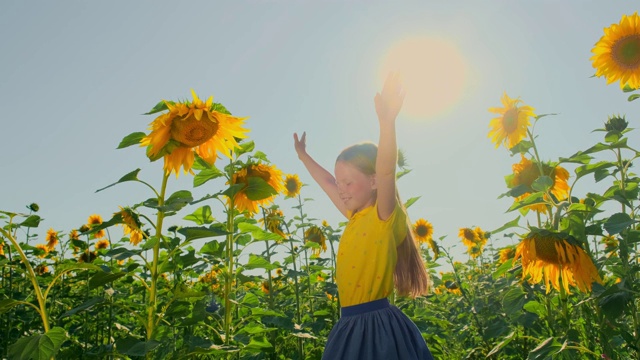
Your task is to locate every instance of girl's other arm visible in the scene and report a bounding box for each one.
[374,72,405,220]
[294,132,349,217]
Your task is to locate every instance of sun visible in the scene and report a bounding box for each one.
[379,36,467,119]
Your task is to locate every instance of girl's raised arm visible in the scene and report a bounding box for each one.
[294,132,349,217]
[374,72,405,220]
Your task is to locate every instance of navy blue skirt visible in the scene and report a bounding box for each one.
[322,298,434,360]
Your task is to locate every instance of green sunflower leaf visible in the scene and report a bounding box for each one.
[237,223,283,241]
[502,287,526,316]
[144,100,170,115]
[509,140,533,155]
[245,254,278,271]
[0,299,21,314]
[179,224,228,242]
[531,176,553,192]
[622,84,637,92]
[60,297,105,318]
[235,140,255,157]
[194,168,224,187]
[490,216,521,235]
[507,192,545,212]
[117,132,146,149]
[574,161,615,181]
[604,212,636,235]
[628,94,640,102]
[211,102,231,115]
[528,337,561,360]
[245,177,278,201]
[404,196,421,208]
[19,215,42,228]
[96,169,141,193]
[8,327,67,360]
[183,205,214,225]
[558,153,592,164]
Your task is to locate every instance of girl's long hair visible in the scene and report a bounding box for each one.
[337,142,430,298]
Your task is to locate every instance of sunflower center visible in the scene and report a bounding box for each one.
[502,107,519,133]
[171,114,219,147]
[286,179,299,193]
[612,35,640,69]
[534,237,560,264]
[416,225,429,237]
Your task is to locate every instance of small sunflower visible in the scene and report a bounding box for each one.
[468,244,483,259]
[499,247,516,264]
[508,155,570,213]
[140,90,249,176]
[95,239,110,250]
[304,225,327,256]
[115,207,145,246]
[69,229,80,241]
[413,218,434,244]
[488,92,536,149]
[427,237,440,260]
[458,227,479,248]
[87,214,105,239]
[514,229,602,294]
[35,264,49,275]
[283,174,302,198]
[35,244,49,258]
[474,227,489,248]
[79,249,97,263]
[45,228,59,251]
[229,163,284,215]
[0,242,5,257]
[591,12,640,89]
[259,207,287,239]
[261,280,270,294]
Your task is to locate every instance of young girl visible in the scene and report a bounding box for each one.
[293,73,434,359]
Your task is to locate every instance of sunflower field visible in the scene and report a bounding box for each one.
[2,11,640,360]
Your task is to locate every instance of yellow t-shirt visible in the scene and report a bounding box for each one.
[336,201,408,307]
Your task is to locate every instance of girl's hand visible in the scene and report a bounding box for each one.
[374,72,405,123]
[293,132,307,159]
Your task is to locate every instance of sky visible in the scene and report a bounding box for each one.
[2,1,639,268]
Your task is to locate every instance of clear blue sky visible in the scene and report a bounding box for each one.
[2,1,639,265]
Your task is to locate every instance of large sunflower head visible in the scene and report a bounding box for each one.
[507,155,570,213]
[304,225,327,256]
[591,12,640,89]
[283,174,302,198]
[413,218,434,244]
[140,90,250,176]
[259,207,287,239]
[229,163,284,216]
[488,92,536,149]
[513,229,603,294]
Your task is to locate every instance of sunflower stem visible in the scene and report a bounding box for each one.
[224,198,235,348]
[283,221,304,358]
[146,171,169,354]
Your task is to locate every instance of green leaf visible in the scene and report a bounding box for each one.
[211,102,231,115]
[604,212,636,235]
[60,297,105,318]
[179,225,228,242]
[194,168,224,187]
[235,140,255,157]
[507,192,545,212]
[19,215,42,228]
[498,184,530,199]
[89,271,126,289]
[95,169,142,193]
[531,176,553,192]
[490,216,521,235]
[558,153,592,164]
[509,140,533,155]
[244,254,278,271]
[244,336,273,352]
[598,285,632,320]
[492,258,513,280]
[523,300,546,318]
[144,100,169,115]
[117,132,146,149]
[486,331,516,358]
[55,262,103,273]
[115,337,162,356]
[0,299,20,314]
[8,327,67,360]
[403,196,420,209]
[534,113,557,121]
[528,337,561,360]
[163,190,193,212]
[199,239,225,256]
[396,168,412,180]
[183,205,215,225]
[503,287,526,316]
[622,84,637,92]
[245,177,277,201]
[575,161,615,181]
[237,223,282,241]
[628,94,640,102]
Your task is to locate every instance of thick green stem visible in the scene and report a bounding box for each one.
[146,172,169,344]
[224,201,235,346]
[0,227,50,332]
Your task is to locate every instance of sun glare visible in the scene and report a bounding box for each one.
[379,36,467,120]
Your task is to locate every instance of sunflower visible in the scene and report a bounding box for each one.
[261,280,270,294]
[499,247,516,264]
[304,225,327,256]
[474,227,489,248]
[602,235,618,258]
[115,207,145,246]
[87,214,105,239]
[259,207,287,239]
[468,244,483,259]
[35,264,49,275]
[283,174,302,198]
[427,237,440,260]
[95,239,110,250]
[45,228,59,251]
[444,280,462,296]
[229,163,284,215]
[140,90,249,176]
[413,218,434,244]
[507,155,570,213]
[513,229,602,294]
[0,242,5,257]
[69,229,80,241]
[458,227,479,248]
[35,244,48,258]
[488,92,536,149]
[79,250,97,263]
[591,12,640,89]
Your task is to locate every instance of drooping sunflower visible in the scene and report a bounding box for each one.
[115,206,145,246]
[45,228,59,251]
[513,229,602,294]
[499,246,516,264]
[427,238,440,260]
[458,227,479,248]
[87,214,105,239]
[413,218,434,244]
[488,92,536,149]
[305,225,327,256]
[261,280,270,294]
[591,12,640,89]
[78,249,97,263]
[229,163,284,215]
[69,229,80,241]
[507,155,570,213]
[140,90,249,176]
[283,174,302,198]
[259,207,287,239]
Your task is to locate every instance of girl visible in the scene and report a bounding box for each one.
[293,73,434,359]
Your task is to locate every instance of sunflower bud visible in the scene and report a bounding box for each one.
[28,203,40,212]
[605,115,628,132]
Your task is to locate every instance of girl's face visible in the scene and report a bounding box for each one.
[334,160,376,213]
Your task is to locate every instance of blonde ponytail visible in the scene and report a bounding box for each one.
[394,216,430,298]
